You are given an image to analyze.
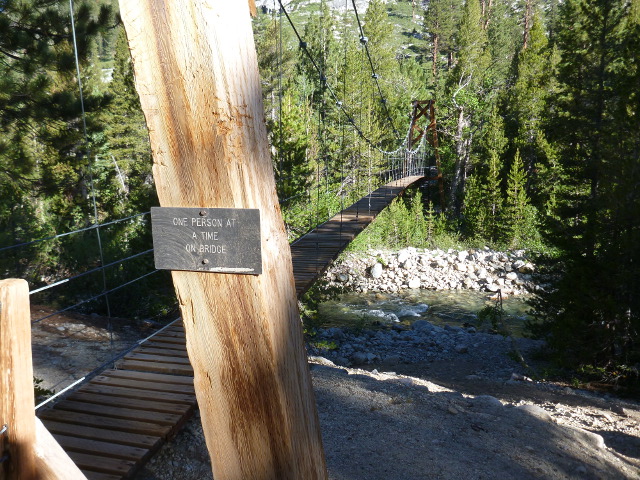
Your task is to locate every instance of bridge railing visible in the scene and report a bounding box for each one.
[0,210,179,412]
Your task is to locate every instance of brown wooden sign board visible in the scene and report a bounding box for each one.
[151,207,262,274]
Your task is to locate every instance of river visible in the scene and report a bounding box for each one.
[317,290,533,337]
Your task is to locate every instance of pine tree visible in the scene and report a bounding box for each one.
[506,9,554,206]
[504,149,536,247]
[463,106,506,242]
[462,173,489,239]
[424,0,461,82]
[533,0,640,371]
[485,0,520,88]
[102,25,155,218]
[485,148,504,240]
[0,0,112,277]
[254,7,297,124]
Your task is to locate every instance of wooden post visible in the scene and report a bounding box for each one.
[0,279,87,480]
[0,279,36,480]
[33,418,87,480]
[119,2,327,479]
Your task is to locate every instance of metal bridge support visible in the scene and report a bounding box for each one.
[120,2,327,479]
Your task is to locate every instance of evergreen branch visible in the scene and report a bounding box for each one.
[0,47,23,62]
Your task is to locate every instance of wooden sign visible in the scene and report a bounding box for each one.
[151,207,262,274]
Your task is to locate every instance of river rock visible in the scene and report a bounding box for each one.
[512,259,526,271]
[370,263,383,279]
[473,395,504,410]
[351,351,369,364]
[412,320,434,332]
[323,248,539,296]
[397,249,411,264]
[402,259,415,270]
[520,262,535,273]
[382,355,401,366]
[516,404,553,422]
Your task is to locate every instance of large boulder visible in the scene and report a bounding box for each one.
[370,262,383,279]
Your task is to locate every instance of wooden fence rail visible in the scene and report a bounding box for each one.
[0,278,86,480]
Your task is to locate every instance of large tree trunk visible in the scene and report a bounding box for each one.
[119,2,327,479]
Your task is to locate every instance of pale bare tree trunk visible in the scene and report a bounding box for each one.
[119,2,327,479]
[451,106,472,212]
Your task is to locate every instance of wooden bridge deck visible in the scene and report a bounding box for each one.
[292,175,424,296]
[36,175,424,479]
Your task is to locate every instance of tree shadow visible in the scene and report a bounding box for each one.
[310,364,639,480]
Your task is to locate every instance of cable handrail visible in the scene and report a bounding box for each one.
[34,316,182,410]
[31,270,161,325]
[29,248,154,295]
[0,211,149,254]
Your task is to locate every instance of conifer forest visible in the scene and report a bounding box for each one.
[1,0,639,389]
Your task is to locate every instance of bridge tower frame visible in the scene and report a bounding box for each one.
[408,100,446,210]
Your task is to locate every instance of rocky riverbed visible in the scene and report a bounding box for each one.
[321,247,540,295]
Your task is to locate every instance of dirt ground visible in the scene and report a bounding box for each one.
[30,307,640,480]
[135,355,640,480]
[30,305,158,398]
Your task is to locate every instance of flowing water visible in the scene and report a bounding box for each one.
[317,290,534,337]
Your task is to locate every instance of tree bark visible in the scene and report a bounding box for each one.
[119,2,327,479]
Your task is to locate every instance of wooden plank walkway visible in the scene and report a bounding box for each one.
[292,175,424,296]
[36,175,424,480]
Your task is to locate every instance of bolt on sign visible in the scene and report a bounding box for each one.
[151,207,262,274]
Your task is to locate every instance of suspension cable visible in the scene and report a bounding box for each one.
[276,0,401,154]
[350,0,400,141]
[69,0,112,321]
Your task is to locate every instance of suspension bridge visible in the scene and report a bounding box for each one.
[0,2,447,479]
[34,176,433,480]
[28,172,436,479]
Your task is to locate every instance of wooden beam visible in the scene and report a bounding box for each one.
[0,279,86,480]
[119,2,327,479]
[33,419,87,480]
[0,279,36,480]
